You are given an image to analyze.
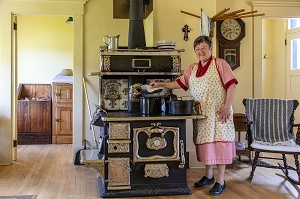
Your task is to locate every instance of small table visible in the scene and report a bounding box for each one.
[233,113,251,163]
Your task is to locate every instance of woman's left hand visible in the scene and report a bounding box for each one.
[217,106,230,123]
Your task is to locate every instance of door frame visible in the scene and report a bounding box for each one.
[286,25,300,123]
[0,0,87,165]
[251,1,300,98]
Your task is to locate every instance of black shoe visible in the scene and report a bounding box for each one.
[194,176,215,187]
[209,181,226,196]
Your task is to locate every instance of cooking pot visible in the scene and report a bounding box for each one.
[140,96,162,116]
[169,99,194,116]
[163,93,177,114]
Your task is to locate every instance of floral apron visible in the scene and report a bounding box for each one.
[190,59,235,145]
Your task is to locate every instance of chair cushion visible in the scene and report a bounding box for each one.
[251,140,300,152]
[244,98,294,143]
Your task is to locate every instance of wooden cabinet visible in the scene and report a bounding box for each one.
[233,113,251,162]
[17,84,52,145]
[52,83,73,144]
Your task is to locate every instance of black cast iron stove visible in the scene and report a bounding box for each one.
[80,0,206,197]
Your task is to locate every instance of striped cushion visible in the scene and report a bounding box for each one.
[244,98,294,143]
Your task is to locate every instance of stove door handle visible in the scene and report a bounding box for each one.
[179,140,185,168]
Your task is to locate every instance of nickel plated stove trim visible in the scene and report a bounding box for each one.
[133,125,180,163]
[144,164,169,178]
[108,157,131,190]
[89,71,181,76]
[146,136,167,150]
[109,122,130,139]
[99,49,183,73]
[99,48,185,54]
[108,140,131,153]
[172,55,180,73]
[100,58,180,73]
[101,55,111,72]
[179,140,186,168]
[100,114,205,122]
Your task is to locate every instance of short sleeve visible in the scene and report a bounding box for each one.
[215,58,238,89]
[176,63,197,91]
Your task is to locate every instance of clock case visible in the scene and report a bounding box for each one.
[216,18,245,70]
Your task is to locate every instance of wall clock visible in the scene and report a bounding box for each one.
[216,18,245,70]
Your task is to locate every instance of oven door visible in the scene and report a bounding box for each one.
[131,120,187,187]
[133,125,180,162]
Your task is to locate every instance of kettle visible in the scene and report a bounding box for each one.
[103,35,120,50]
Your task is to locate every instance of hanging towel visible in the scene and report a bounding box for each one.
[200,8,211,36]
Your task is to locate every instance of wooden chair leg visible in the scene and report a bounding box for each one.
[282,154,289,176]
[295,155,300,183]
[279,154,300,185]
[250,151,259,181]
[247,153,252,164]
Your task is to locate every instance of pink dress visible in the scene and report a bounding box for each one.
[176,57,238,165]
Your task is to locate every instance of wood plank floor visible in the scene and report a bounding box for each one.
[0,144,299,199]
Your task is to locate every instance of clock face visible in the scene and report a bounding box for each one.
[220,19,242,41]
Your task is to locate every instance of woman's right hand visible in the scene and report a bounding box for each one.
[149,81,161,88]
[150,81,180,89]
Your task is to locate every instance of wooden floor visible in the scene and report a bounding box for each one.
[0,144,299,199]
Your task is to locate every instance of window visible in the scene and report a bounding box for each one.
[291,38,300,70]
[288,19,300,70]
[288,18,300,29]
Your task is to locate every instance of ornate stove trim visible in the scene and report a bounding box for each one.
[99,49,183,73]
[104,81,122,100]
[133,125,180,162]
[100,55,111,71]
[171,55,180,72]
[144,164,169,178]
[108,140,131,153]
[109,122,130,139]
[108,157,131,190]
[101,55,180,72]
[146,136,167,150]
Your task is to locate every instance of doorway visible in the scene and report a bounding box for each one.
[286,18,300,123]
[261,18,300,123]
[14,15,74,159]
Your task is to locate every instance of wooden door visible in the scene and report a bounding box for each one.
[53,106,73,144]
[53,84,73,103]
[286,23,300,123]
[52,83,73,144]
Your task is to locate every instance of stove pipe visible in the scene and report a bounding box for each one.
[128,0,146,49]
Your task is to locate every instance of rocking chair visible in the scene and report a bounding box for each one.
[243,98,300,185]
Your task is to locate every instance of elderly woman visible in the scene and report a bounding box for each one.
[150,35,238,196]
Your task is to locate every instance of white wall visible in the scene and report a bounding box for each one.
[262,19,287,99]
[262,19,274,98]
[272,19,286,99]
[17,15,74,84]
